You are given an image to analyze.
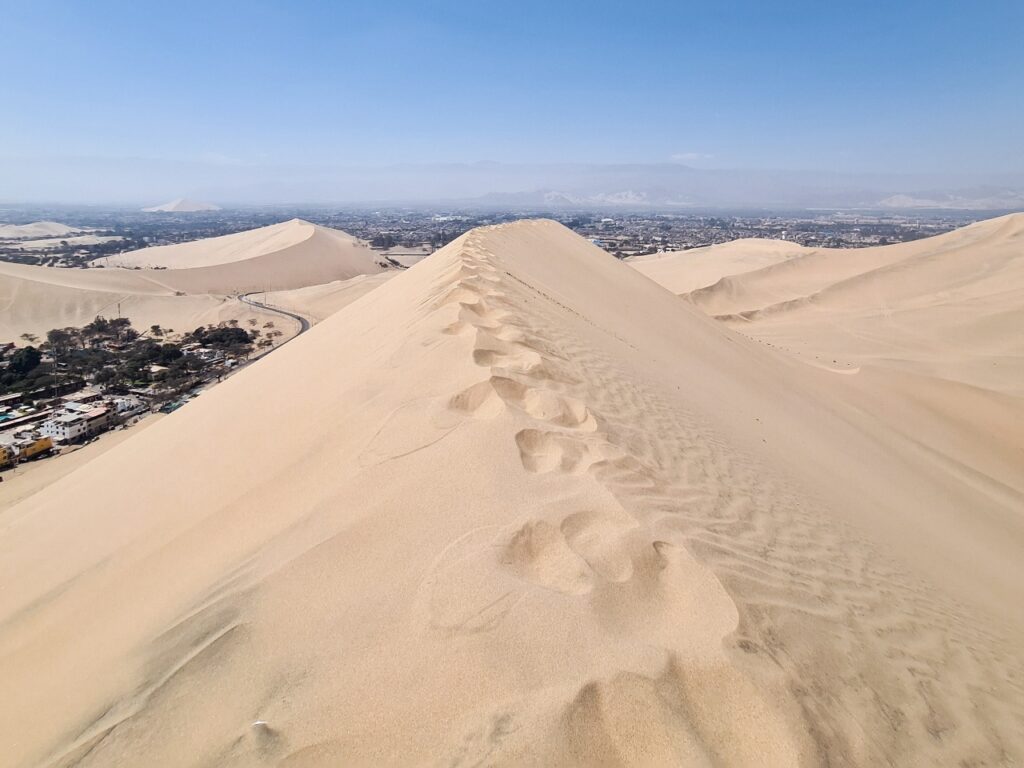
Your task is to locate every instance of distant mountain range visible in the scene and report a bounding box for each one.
[877,188,1024,210]
[4,156,1023,210]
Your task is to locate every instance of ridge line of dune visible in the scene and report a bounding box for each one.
[412,220,1024,763]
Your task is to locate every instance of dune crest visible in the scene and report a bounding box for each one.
[96,219,387,294]
[645,213,1024,395]
[0,220,84,239]
[0,221,1021,766]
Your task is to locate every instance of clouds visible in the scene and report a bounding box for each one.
[670,152,714,164]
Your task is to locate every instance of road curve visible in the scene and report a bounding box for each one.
[238,293,311,358]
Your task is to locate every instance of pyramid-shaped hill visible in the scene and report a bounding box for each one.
[142,198,220,212]
[97,219,388,294]
[1,221,1021,766]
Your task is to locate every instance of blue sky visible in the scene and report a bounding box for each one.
[1,0,1022,201]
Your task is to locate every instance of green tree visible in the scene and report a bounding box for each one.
[9,346,42,376]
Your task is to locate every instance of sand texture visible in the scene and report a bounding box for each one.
[260,272,396,324]
[96,219,386,294]
[0,221,1021,767]
[0,259,281,342]
[630,238,806,295]
[0,221,389,340]
[638,214,1024,396]
[0,221,85,240]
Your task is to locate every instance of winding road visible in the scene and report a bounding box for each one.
[238,293,311,358]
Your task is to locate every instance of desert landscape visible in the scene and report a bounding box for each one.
[0,218,1021,767]
[0,219,388,343]
[3,2,1022,764]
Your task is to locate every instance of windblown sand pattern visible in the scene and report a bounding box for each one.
[0,221,1020,766]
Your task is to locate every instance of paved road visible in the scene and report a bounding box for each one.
[238,293,310,358]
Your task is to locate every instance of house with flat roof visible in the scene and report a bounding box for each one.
[40,406,111,443]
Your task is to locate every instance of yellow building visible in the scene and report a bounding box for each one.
[19,436,53,460]
[0,436,54,467]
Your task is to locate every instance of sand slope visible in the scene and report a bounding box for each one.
[142,198,220,213]
[98,219,387,294]
[261,272,396,324]
[0,221,83,240]
[629,238,806,294]
[0,221,391,340]
[0,260,280,341]
[0,221,1021,767]
[10,235,123,251]
[637,214,1024,396]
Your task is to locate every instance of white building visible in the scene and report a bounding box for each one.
[40,406,111,443]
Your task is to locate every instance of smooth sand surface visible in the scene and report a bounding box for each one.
[97,219,386,294]
[261,272,396,324]
[142,198,220,213]
[636,214,1024,396]
[629,238,806,295]
[0,414,164,516]
[0,259,282,341]
[0,221,390,341]
[0,221,84,240]
[7,234,123,251]
[1,220,1020,767]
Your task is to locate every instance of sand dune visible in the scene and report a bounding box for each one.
[0,221,390,341]
[142,198,220,213]
[636,214,1024,396]
[0,259,283,341]
[9,234,123,251]
[1,220,1020,766]
[261,272,396,324]
[0,221,84,240]
[629,238,806,294]
[98,219,387,294]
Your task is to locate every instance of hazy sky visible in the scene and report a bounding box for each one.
[2,0,1022,201]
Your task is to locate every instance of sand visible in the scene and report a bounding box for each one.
[260,272,396,324]
[629,238,806,295]
[0,221,84,240]
[4,235,123,251]
[0,414,164,515]
[638,213,1024,396]
[97,219,387,294]
[0,260,283,342]
[0,221,391,342]
[142,199,220,213]
[0,219,1020,766]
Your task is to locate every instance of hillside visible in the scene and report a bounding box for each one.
[98,219,387,294]
[0,221,84,240]
[629,238,806,295]
[0,220,1020,767]
[260,272,395,324]
[672,213,1024,395]
[0,220,391,342]
[142,198,221,213]
[0,260,283,342]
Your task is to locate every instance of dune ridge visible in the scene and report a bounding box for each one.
[634,213,1024,396]
[0,221,84,240]
[629,238,807,295]
[97,219,387,294]
[0,220,390,340]
[0,221,1021,766]
[0,259,284,341]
